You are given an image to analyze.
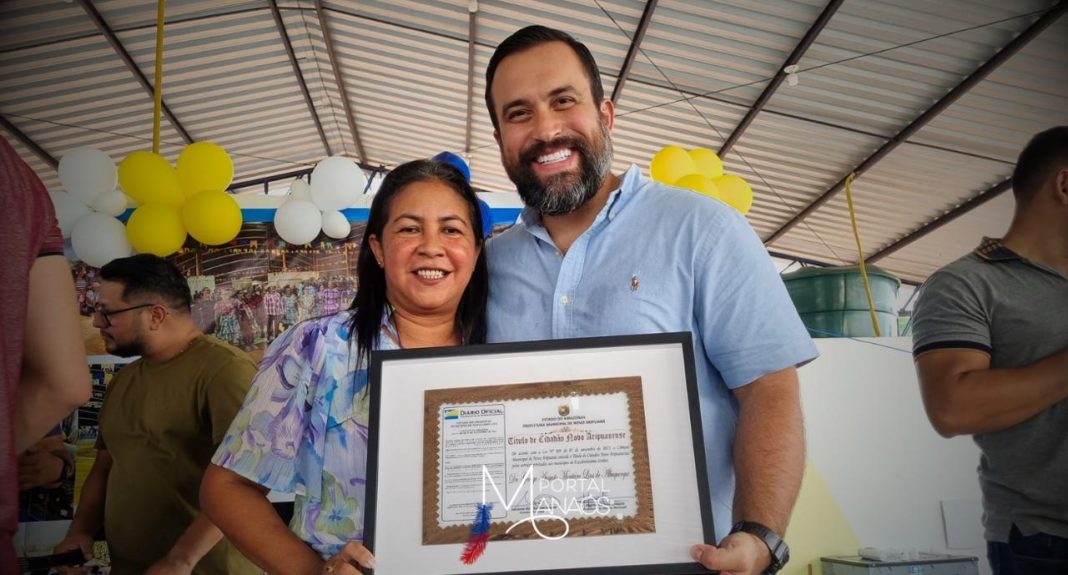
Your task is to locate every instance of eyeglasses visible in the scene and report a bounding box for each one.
[93,303,155,327]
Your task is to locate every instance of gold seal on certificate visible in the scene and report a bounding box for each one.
[422,377,655,544]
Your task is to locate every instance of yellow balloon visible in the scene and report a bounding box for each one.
[674,174,720,199]
[126,203,187,256]
[689,148,724,179]
[177,142,234,197]
[713,174,753,215]
[182,191,243,245]
[118,151,184,207]
[650,146,697,185]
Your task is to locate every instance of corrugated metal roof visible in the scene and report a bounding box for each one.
[1,0,1064,283]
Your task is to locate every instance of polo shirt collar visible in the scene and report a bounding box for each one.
[974,237,1022,262]
[975,236,1067,279]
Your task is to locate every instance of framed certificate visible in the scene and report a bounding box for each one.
[365,333,714,575]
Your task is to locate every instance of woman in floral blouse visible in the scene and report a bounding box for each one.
[201,159,488,574]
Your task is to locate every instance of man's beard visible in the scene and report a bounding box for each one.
[106,335,146,358]
[504,122,613,216]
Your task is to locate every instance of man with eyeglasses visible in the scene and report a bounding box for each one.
[55,254,258,575]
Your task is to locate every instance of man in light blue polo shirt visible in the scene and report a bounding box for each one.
[484,26,818,575]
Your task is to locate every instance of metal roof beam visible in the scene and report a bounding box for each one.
[762,3,1065,248]
[866,177,1012,264]
[228,159,386,192]
[610,0,658,105]
[314,0,367,162]
[269,0,333,157]
[718,0,843,157]
[1,6,268,55]
[1,114,58,170]
[463,1,479,156]
[229,168,312,192]
[77,0,194,145]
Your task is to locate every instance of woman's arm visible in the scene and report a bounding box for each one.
[200,464,323,575]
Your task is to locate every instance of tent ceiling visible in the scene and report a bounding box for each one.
[1,0,1065,283]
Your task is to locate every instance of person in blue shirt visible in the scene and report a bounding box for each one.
[483,26,818,575]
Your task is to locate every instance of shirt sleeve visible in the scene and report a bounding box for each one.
[203,353,258,446]
[28,147,63,257]
[38,214,63,257]
[911,268,991,356]
[211,323,319,494]
[694,207,819,389]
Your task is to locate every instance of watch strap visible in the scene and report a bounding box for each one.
[730,520,789,574]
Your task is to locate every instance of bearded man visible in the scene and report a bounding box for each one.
[484,26,818,575]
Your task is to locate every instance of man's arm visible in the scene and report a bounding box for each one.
[16,254,92,451]
[56,448,112,564]
[691,367,804,574]
[731,367,805,534]
[145,513,225,574]
[915,347,1068,437]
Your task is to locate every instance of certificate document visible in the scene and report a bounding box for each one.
[422,377,654,544]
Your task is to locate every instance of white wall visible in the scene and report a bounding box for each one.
[798,336,987,573]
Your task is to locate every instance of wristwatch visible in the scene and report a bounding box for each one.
[730,521,789,575]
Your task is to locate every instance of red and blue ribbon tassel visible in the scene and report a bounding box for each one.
[460,503,493,564]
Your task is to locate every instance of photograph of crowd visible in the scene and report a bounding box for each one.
[70,221,367,362]
[69,217,515,362]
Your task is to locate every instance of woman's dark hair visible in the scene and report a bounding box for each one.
[484,25,604,133]
[99,253,192,312]
[350,159,488,364]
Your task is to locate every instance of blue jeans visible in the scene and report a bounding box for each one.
[988,525,1068,575]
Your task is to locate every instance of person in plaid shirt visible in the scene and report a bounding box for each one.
[320,280,341,316]
[263,285,283,342]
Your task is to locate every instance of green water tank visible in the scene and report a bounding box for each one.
[781,265,901,338]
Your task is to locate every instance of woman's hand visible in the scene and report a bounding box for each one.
[319,542,375,574]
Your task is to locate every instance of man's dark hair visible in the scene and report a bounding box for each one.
[350,159,488,365]
[99,254,192,312]
[1012,126,1068,202]
[484,25,604,132]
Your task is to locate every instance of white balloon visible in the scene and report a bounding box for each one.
[58,147,117,206]
[71,212,131,268]
[49,190,91,239]
[310,156,365,211]
[289,179,311,201]
[90,189,129,217]
[274,200,323,245]
[321,210,351,239]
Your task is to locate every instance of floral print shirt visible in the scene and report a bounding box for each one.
[213,310,399,558]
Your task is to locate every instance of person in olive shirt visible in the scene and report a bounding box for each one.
[55,254,257,575]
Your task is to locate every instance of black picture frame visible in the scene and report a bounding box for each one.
[365,332,714,575]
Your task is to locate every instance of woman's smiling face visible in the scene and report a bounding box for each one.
[369,179,480,317]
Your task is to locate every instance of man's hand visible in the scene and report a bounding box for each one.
[17,445,65,490]
[145,554,195,575]
[690,531,771,575]
[53,533,94,575]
